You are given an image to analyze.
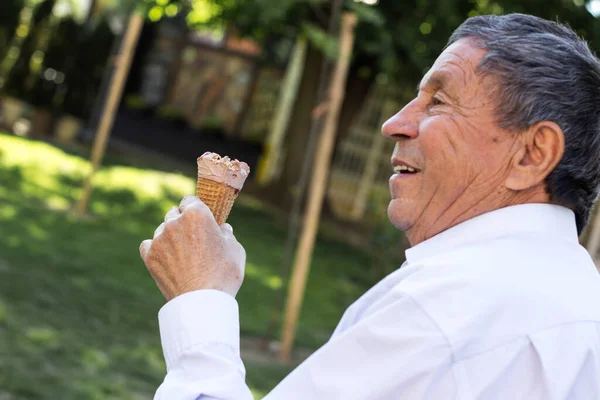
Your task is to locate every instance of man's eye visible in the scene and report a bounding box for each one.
[431,96,444,106]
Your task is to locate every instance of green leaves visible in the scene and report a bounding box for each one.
[347,1,384,26]
[301,22,339,60]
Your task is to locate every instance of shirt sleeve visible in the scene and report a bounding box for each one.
[154,290,458,400]
[154,290,253,400]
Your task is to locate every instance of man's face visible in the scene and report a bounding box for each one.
[383,38,521,245]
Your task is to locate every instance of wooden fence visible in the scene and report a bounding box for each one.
[328,85,399,221]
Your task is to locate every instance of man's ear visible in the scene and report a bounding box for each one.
[505,121,565,191]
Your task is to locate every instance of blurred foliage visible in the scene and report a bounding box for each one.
[60,18,115,118]
[101,0,186,21]
[0,0,221,119]
[0,0,25,62]
[366,186,408,281]
[3,0,599,121]
[0,0,116,118]
[186,0,600,83]
[3,0,58,102]
[98,0,222,25]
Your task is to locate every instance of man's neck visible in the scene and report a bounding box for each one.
[405,188,550,246]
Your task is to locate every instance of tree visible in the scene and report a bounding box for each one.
[3,0,57,99]
[0,0,25,62]
[60,17,115,120]
[27,17,79,113]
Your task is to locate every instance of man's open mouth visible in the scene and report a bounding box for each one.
[393,165,419,175]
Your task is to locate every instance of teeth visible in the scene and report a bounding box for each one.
[394,165,417,173]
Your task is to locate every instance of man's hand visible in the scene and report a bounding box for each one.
[139,196,246,301]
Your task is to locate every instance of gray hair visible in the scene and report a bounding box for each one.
[448,13,600,234]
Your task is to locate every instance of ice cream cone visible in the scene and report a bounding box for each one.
[196,152,250,225]
[196,177,239,225]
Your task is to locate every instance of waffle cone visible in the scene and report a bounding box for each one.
[196,177,239,225]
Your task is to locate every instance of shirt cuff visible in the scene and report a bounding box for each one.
[158,289,240,371]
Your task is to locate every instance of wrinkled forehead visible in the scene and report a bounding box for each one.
[419,39,488,92]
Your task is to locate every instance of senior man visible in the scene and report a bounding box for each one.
[140,13,600,399]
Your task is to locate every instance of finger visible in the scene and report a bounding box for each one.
[179,195,210,214]
[164,206,181,222]
[220,223,234,236]
[139,239,152,261]
[154,222,166,238]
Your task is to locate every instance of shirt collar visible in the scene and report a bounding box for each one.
[405,203,578,264]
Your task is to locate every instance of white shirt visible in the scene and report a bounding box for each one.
[154,204,600,399]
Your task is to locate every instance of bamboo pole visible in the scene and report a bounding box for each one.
[257,36,308,185]
[260,0,343,352]
[74,11,144,217]
[279,12,358,362]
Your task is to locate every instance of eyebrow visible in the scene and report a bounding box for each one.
[417,71,452,93]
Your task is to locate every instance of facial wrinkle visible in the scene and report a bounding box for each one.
[409,185,441,240]
[421,174,479,240]
[443,117,463,156]
[447,184,506,228]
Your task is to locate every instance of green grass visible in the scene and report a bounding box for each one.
[0,132,384,399]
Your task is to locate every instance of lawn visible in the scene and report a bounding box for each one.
[0,132,386,399]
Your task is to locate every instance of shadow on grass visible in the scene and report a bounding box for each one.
[0,196,166,399]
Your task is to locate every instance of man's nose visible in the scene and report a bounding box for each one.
[381,100,419,140]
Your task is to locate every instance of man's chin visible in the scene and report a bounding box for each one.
[387,201,414,231]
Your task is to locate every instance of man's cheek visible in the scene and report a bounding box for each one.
[419,117,444,137]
